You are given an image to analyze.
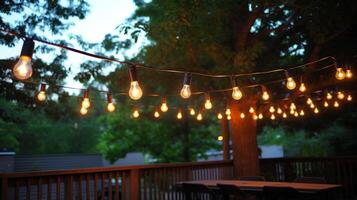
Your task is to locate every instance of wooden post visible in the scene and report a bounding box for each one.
[130,169,140,200]
[230,99,260,177]
[221,117,230,160]
[1,176,8,200]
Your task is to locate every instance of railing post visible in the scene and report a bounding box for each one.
[130,169,140,200]
[1,176,8,200]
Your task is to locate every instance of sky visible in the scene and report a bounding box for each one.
[0,0,143,92]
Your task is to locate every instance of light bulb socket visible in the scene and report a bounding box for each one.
[20,39,35,58]
[183,73,192,85]
[231,76,237,87]
[39,83,46,92]
[83,90,89,99]
[205,93,210,100]
[107,92,113,103]
[129,65,138,82]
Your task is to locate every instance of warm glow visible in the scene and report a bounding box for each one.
[277,108,282,114]
[154,111,160,118]
[290,103,296,110]
[225,108,231,115]
[197,113,203,121]
[269,106,275,113]
[82,98,90,109]
[324,101,329,107]
[217,113,223,119]
[290,109,295,115]
[190,108,196,115]
[258,113,263,119]
[335,68,346,80]
[253,114,258,120]
[282,112,287,118]
[13,56,32,80]
[232,86,243,100]
[262,91,270,101]
[177,111,183,119]
[310,103,315,109]
[204,99,213,110]
[299,83,306,92]
[337,92,345,100]
[326,92,333,100]
[37,91,46,102]
[314,108,319,114]
[307,98,312,105]
[249,107,254,113]
[294,111,299,117]
[286,77,296,90]
[80,107,88,115]
[347,95,352,101]
[160,102,169,112]
[129,81,143,100]
[270,114,276,120]
[180,84,191,99]
[240,113,245,119]
[299,110,305,116]
[218,136,223,141]
[133,110,140,118]
[334,101,339,108]
[107,103,116,112]
[346,69,353,79]
[227,115,231,120]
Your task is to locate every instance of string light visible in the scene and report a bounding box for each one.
[180,73,192,99]
[217,113,223,119]
[128,65,143,100]
[310,103,315,109]
[177,111,183,119]
[299,83,306,92]
[324,101,329,107]
[258,113,263,119]
[261,86,270,101]
[80,107,88,115]
[347,95,352,101]
[335,67,346,80]
[154,110,160,118]
[326,92,333,100]
[299,110,305,116]
[204,94,213,110]
[346,69,353,79]
[160,98,169,112]
[249,107,255,113]
[334,101,339,108]
[314,107,319,114]
[269,106,275,113]
[286,77,296,90]
[36,83,46,102]
[133,109,140,118]
[337,92,344,100]
[290,103,296,110]
[306,98,313,105]
[294,111,299,117]
[240,113,245,119]
[196,112,203,121]
[227,115,231,120]
[290,109,295,115]
[253,114,258,120]
[106,93,116,112]
[270,114,276,120]
[13,39,34,80]
[217,136,223,141]
[282,112,287,118]
[81,90,90,109]
[189,108,196,116]
[225,108,231,116]
[277,108,282,114]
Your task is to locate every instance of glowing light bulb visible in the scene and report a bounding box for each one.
[160,102,168,112]
[232,86,243,100]
[294,111,299,117]
[290,103,296,110]
[240,113,245,119]
[253,114,258,120]
[258,113,263,119]
[227,115,231,120]
[314,108,319,114]
[347,95,352,101]
[262,91,270,101]
[283,112,287,118]
[82,98,90,109]
[217,113,223,119]
[334,101,339,108]
[335,68,346,80]
[324,101,329,107]
[107,103,116,112]
[299,83,306,92]
[290,109,295,115]
[80,107,88,115]
[346,69,353,79]
[277,108,282,114]
[13,56,33,80]
[326,92,333,100]
[269,106,275,113]
[299,110,305,116]
[37,91,46,102]
[286,77,296,90]
[190,108,196,115]
[197,113,203,121]
[180,73,192,99]
[337,92,344,100]
[270,114,276,120]
[225,108,231,115]
[217,136,223,141]
[204,99,213,110]
[307,98,312,105]
[310,103,315,109]
[133,110,140,118]
[129,81,143,100]
[249,107,255,113]
[177,111,183,119]
[154,111,160,118]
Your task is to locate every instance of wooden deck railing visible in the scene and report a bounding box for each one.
[0,160,234,200]
[260,156,357,199]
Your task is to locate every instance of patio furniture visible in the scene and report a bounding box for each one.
[217,184,245,200]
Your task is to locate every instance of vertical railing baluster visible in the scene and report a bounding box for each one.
[47,176,52,200]
[94,174,98,200]
[38,177,42,200]
[85,174,90,200]
[115,172,119,200]
[109,173,113,200]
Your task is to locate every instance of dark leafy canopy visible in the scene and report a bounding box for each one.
[95,0,357,162]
